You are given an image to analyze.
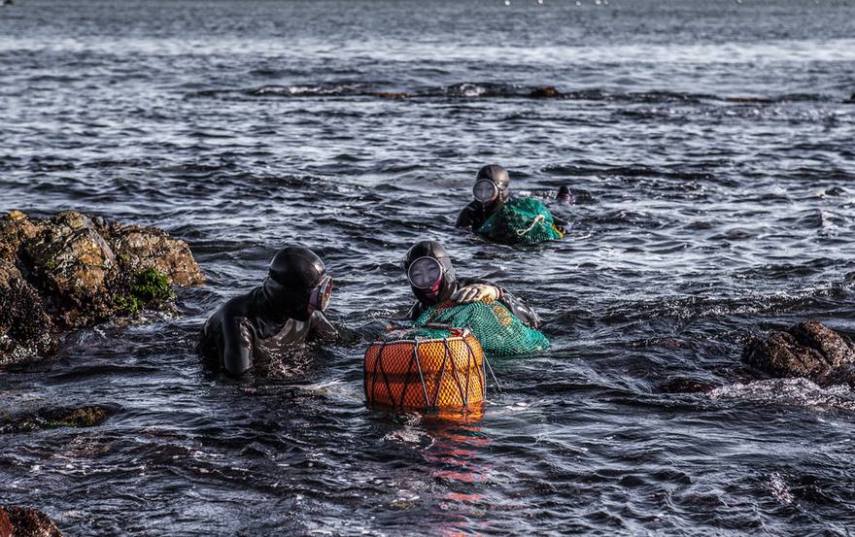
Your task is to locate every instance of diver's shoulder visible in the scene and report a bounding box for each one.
[219,291,254,317]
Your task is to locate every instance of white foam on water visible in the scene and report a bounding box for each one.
[710,378,855,411]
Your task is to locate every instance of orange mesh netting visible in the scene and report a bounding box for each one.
[364,328,486,412]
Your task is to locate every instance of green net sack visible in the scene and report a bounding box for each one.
[476,197,565,245]
[414,301,550,356]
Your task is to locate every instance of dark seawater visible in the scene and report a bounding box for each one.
[2,0,855,534]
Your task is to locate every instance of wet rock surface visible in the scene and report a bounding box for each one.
[1,404,118,434]
[0,506,62,537]
[22,211,118,324]
[0,210,204,367]
[529,86,562,99]
[96,218,205,287]
[743,320,855,387]
[0,260,55,366]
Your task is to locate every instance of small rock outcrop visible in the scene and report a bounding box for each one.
[529,86,562,99]
[0,210,205,367]
[1,404,117,434]
[743,320,855,387]
[0,506,62,537]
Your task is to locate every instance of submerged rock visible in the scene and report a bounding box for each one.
[743,320,855,387]
[529,86,562,99]
[0,506,62,537]
[0,210,205,367]
[1,404,117,434]
[656,376,716,394]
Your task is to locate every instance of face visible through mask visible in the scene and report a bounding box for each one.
[407,256,444,299]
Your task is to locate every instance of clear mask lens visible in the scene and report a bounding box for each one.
[407,256,443,290]
[473,180,499,203]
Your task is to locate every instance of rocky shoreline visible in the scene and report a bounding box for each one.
[0,210,204,368]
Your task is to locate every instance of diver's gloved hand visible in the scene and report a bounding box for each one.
[451,284,500,304]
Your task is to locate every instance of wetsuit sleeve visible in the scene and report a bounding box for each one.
[455,202,482,230]
[222,316,253,376]
[497,289,542,329]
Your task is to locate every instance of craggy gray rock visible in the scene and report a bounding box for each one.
[0,506,62,537]
[743,320,855,387]
[0,210,205,367]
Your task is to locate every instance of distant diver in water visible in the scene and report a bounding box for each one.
[197,245,338,376]
[455,164,569,244]
[455,164,512,231]
[402,240,541,328]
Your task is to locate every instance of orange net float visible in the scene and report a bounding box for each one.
[364,327,486,414]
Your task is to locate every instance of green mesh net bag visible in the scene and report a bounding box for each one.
[414,300,550,356]
[476,197,565,245]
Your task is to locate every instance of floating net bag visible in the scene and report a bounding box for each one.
[414,301,550,356]
[364,327,486,412]
[476,197,564,244]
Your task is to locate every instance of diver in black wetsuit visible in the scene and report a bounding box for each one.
[197,245,337,376]
[456,164,571,235]
[402,240,541,328]
[455,164,511,231]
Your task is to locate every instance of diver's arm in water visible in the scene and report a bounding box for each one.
[307,311,339,342]
[496,289,542,329]
[222,314,253,376]
[308,311,368,347]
